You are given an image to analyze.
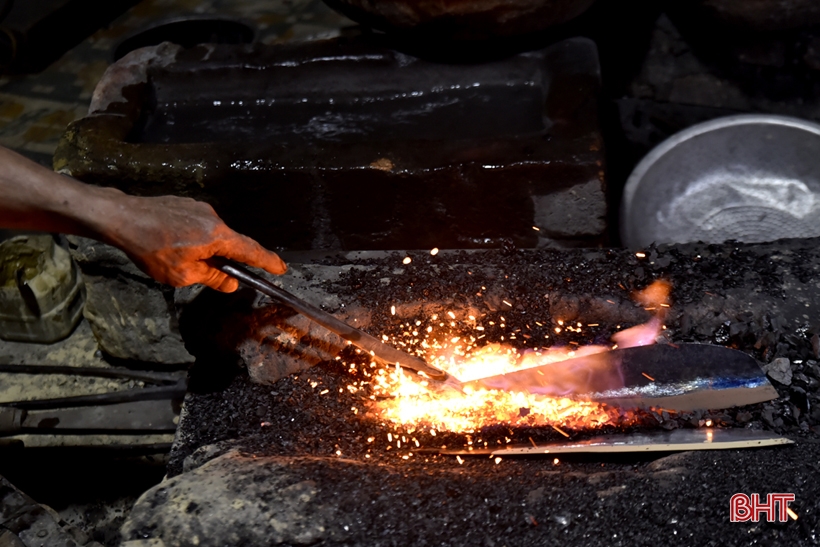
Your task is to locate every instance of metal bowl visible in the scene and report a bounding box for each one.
[621,115,820,248]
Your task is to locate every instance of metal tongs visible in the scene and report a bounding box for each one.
[211,257,451,382]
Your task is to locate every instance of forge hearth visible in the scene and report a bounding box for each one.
[117,237,820,546]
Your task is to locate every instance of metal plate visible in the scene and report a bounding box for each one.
[466,343,779,411]
[437,428,792,456]
[21,399,179,432]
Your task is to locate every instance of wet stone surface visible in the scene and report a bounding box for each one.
[138,238,820,546]
[56,35,607,251]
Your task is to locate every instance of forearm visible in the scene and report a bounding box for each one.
[0,145,286,291]
[0,146,124,241]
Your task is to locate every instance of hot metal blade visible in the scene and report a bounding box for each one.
[464,343,779,411]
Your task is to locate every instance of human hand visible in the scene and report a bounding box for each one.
[104,194,286,292]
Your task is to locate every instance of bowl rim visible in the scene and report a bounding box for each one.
[620,113,820,248]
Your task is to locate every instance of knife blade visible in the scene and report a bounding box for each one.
[465,343,779,411]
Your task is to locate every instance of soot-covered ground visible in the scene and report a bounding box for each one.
[162,239,820,546]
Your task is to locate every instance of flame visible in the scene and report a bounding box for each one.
[354,280,670,436]
[612,280,671,348]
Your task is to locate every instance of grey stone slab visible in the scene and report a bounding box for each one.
[67,236,193,365]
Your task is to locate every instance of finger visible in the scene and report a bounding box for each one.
[215,275,239,293]
[217,232,287,275]
[199,268,232,291]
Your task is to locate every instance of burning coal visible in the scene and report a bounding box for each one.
[351,280,673,434]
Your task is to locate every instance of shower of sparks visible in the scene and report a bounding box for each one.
[323,280,673,453]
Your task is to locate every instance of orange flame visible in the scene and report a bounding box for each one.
[612,280,671,348]
[362,279,671,434]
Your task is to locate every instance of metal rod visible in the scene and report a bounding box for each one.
[1,381,188,410]
[0,364,181,384]
[211,257,448,381]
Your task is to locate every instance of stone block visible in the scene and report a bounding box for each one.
[67,236,193,365]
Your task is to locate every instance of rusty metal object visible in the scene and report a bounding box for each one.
[0,400,179,434]
[322,0,597,40]
[0,365,185,436]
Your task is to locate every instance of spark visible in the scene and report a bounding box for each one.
[529,437,537,448]
[532,226,540,231]
[430,248,439,255]
[403,256,412,264]
[787,507,798,521]
[551,425,570,438]
[456,456,464,465]
[391,306,396,316]
[641,372,655,381]
[635,252,646,258]
[494,457,502,464]
[365,280,673,440]
[705,419,713,427]
[502,300,512,307]
[320,389,329,395]
[553,458,560,465]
